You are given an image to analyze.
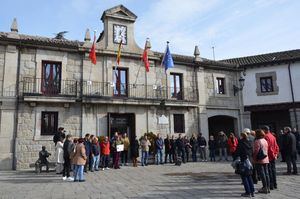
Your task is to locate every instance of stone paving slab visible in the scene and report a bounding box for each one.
[0,162,299,199]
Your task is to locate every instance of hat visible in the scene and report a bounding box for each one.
[243,128,251,134]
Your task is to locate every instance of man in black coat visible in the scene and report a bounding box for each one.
[62,134,73,181]
[164,134,172,163]
[283,127,298,175]
[176,134,185,163]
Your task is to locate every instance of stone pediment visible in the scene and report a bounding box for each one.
[101,4,137,22]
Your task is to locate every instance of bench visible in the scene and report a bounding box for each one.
[29,161,56,174]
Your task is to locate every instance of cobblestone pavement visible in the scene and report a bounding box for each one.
[0,161,299,199]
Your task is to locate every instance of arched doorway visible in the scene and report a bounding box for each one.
[208,115,237,138]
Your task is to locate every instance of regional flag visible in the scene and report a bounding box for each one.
[142,39,150,72]
[161,42,174,71]
[89,32,97,65]
[116,39,122,65]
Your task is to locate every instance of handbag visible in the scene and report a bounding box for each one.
[256,145,267,160]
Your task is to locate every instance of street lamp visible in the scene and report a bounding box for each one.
[233,76,245,96]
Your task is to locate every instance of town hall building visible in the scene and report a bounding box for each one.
[0,5,247,170]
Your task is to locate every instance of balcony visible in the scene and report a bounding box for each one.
[82,81,198,104]
[22,77,78,102]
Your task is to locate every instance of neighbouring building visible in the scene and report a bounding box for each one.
[0,5,246,170]
[223,49,300,134]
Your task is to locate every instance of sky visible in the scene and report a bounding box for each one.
[0,0,299,60]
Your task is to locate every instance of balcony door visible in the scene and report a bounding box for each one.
[170,73,183,100]
[113,68,128,97]
[42,61,61,95]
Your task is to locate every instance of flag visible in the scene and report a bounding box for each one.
[89,32,97,65]
[116,39,122,65]
[142,39,150,72]
[161,42,174,71]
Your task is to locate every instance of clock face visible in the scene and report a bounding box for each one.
[113,24,127,45]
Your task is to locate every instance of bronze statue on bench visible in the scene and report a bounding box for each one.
[35,146,51,173]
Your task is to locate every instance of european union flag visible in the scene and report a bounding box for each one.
[162,43,174,71]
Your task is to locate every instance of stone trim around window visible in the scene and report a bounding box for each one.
[255,71,279,96]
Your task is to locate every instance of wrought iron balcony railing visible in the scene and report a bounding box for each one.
[22,77,77,97]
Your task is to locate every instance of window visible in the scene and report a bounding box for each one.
[42,61,61,95]
[174,114,185,133]
[170,73,183,100]
[260,76,273,93]
[41,112,58,135]
[113,68,128,96]
[216,77,225,94]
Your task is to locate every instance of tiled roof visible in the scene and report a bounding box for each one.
[153,51,235,68]
[0,32,83,48]
[221,49,300,67]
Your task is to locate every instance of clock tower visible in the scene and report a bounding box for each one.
[99,5,142,53]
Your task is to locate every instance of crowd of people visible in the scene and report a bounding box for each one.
[233,126,299,197]
[38,125,299,196]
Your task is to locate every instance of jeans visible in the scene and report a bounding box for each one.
[219,147,228,160]
[121,150,128,164]
[268,160,277,188]
[102,155,109,168]
[286,153,298,174]
[74,165,84,181]
[199,147,207,160]
[84,156,89,172]
[141,151,149,166]
[156,149,163,164]
[62,157,71,177]
[191,148,197,162]
[241,175,255,194]
[165,152,173,163]
[256,163,270,189]
[209,149,216,161]
[113,152,120,169]
[93,155,100,170]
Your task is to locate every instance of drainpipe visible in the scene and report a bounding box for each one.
[288,62,298,129]
[12,42,22,170]
[194,64,201,133]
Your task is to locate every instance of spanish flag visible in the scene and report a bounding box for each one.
[116,39,122,65]
[89,32,97,65]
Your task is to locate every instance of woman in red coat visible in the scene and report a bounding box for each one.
[228,132,238,160]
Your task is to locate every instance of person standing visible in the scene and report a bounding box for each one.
[140,135,151,166]
[208,135,216,162]
[62,134,74,181]
[190,134,198,162]
[53,127,66,146]
[121,133,130,166]
[176,134,185,164]
[262,126,279,190]
[91,137,100,171]
[228,133,238,160]
[253,129,270,194]
[83,134,91,173]
[217,131,228,161]
[170,135,176,163]
[155,133,164,165]
[55,137,64,174]
[292,128,300,157]
[283,127,298,175]
[198,133,207,161]
[278,130,286,162]
[130,136,139,167]
[112,135,123,169]
[100,136,110,170]
[164,134,172,163]
[235,132,254,197]
[73,138,87,182]
[184,136,192,163]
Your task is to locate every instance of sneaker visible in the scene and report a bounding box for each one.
[67,177,74,182]
[102,168,104,171]
[79,179,85,182]
[105,167,109,170]
[258,188,268,194]
[62,176,67,181]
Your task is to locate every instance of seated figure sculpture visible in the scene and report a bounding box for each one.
[36,146,51,173]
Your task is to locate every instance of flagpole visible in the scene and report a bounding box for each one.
[165,41,169,100]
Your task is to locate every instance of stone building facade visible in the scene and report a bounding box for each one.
[0,5,247,170]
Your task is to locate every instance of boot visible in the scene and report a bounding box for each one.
[258,187,268,194]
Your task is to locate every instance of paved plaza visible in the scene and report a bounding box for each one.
[0,161,299,199]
